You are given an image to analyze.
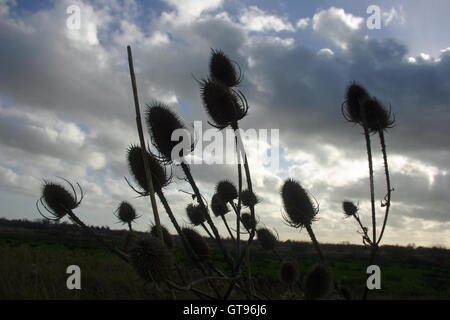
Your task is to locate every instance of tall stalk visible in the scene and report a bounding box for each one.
[127,46,163,241]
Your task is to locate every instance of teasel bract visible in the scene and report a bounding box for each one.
[37,179,83,220]
[216,180,238,203]
[145,102,193,163]
[280,259,299,286]
[281,179,318,229]
[186,203,206,226]
[182,227,210,261]
[210,193,230,217]
[304,264,333,300]
[342,201,358,218]
[126,144,171,194]
[128,236,174,283]
[256,227,277,251]
[150,225,174,249]
[115,201,138,225]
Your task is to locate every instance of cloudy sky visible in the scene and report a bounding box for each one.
[1,0,449,247]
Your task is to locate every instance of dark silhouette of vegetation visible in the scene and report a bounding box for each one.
[32,47,401,300]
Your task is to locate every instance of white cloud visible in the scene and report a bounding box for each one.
[296,17,310,29]
[239,6,295,32]
[312,7,364,50]
[162,0,223,23]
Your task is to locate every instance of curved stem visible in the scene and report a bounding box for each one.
[67,210,129,264]
[376,130,392,246]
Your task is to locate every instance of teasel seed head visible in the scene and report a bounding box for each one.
[115,201,138,225]
[256,227,277,251]
[362,97,395,132]
[211,193,230,217]
[209,48,242,87]
[342,201,358,217]
[182,227,210,261]
[150,225,174,250]
[304,264,333,300]
[281,179,318,229]
[216,180,238,203]
[37,179,83,220]
[128,236,174,283]
[342,82,370,125]
[240,189,261,207]
[127,144,170,193]
[200,77,248,130]
[280,259,299,286]
[145,102,192,163]
[241,212,257,231]
[186,203,206,226]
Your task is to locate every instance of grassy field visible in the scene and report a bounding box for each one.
[0,222,449,300]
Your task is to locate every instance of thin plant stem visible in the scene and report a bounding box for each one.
[180,161,234,268]
[376,130,392,246]
[127,46,163,242]
[221,215,236,243]
[305,224,325,264]
[363,126,377,245]
[67,210,129,264]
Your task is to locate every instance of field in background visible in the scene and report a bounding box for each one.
[0,219,448,300]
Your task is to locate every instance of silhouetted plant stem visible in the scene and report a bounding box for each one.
[352,213,372,246]
[236,135,243,264]
[363,126,377,244]
[220,215,236,243]
[201,222,215,240]
[67,210,129,264]
[376,130,392,246]
[305,224,325,264]
[180,161,234,269]
[127,45,163,242]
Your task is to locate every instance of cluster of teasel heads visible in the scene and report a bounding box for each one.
[36,49,393,300]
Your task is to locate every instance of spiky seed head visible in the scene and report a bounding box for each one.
[127,145,169,192]
[342,201,358,217]
[304,264,333,300]
[209,49,241,87]
[344,82,370,124]
[186,203,206,226]
[42,181,78,218]
[240,189,260,207]
[363,97,395,132]
[200,77,246,129]
[216,180,238,202]
[145,102,191,163]
[128,236,174,283]
[280,260,299,285]
[256,227,277,251]
[116,201,137,224]
[241,212,256,230]
[211,193,230,217]
[281,179,317,228]
[182,227,210,261]
[150,225,174,249]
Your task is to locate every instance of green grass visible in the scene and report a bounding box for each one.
[0,225,449,300]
